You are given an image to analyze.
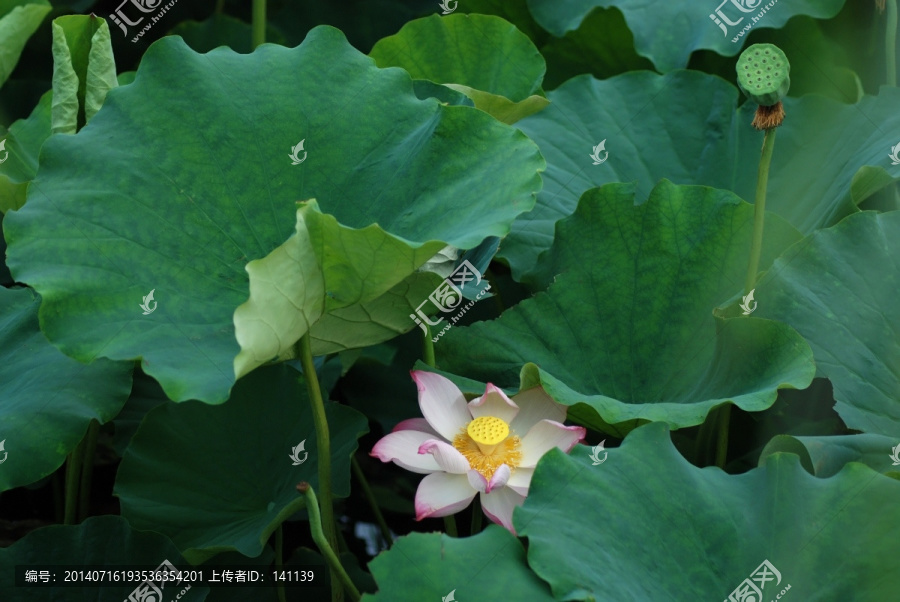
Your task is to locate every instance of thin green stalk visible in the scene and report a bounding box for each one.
[693,405,731,468]
[64,435,86,525]
[275,525,286,602]
[881,1,900,210]
[251,0,266,49]
[693,413,715,466]
[423,324,457,537]
[483,268,506,314]
[297,334,342,602]
[422,322,436,368]
[744,127,777,294]
[52,470,64,524]
[470,497,483,535]
[77,419,100,522]
[215,0,225,14]
[443,515,458,537]
[297,483,361,602]
[336,523,351,555]
[715,405,731,469]
[351,456,393,548]
[887,0,898,87]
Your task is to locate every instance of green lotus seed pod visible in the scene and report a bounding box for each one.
[736,44,790,106]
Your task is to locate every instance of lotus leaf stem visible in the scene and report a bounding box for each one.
[64,429,87,525]
[297,333,342,601]
[887,0,898,86]
[423,321,436,368]
[351,456,393,548]
[251,0,266,49]
[470,497,483,535]
[297,483,361,602]
[421,324,460,536]
[77,419,99,522]
[275,524,286,602]
[715,405,731,470]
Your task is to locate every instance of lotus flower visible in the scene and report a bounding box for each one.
[371,371,586,533]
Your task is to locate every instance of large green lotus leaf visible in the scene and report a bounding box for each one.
[749,211,900,438]
[0,516,208,601]
[2,27,543,404]
[504,71,900,280]
[0,0,52,88]
[168,13,287,54]
[0,286,132,493]
[525,0,846,72]
[362,525,554,601]
[438,181,814,435]
[516,422,900,600]
[369,13,545,102]
[114,363,369,564]
[233,200,445,378]
[369,14,548,123]
[760,433,900,478]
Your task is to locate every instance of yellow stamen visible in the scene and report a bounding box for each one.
[454,416,522,481]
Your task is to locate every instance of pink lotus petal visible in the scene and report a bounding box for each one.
[415,472,477,520]
[506,467,534,496]
[519,420,586,468]
[392,417,439,437]
[370,430,441,474]
[480,487,526,534]
[487,464,511,493]
[468,383,519,424]
[418,439,470,474]
[412,370,471,441]
[508,386,567,435]
[467,469,488,493]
